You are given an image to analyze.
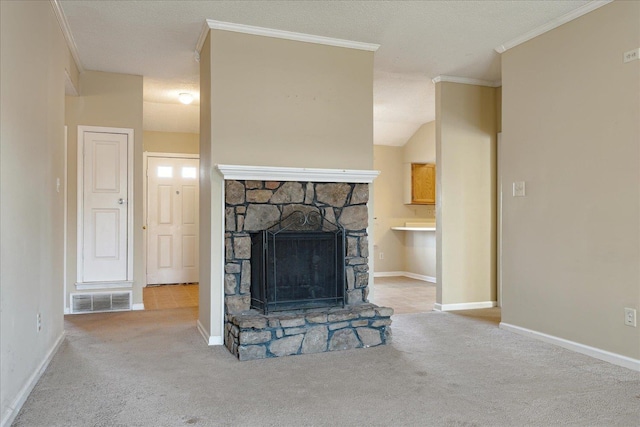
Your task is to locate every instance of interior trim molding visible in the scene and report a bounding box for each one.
[216,164,380,183]
[373,271,406,278]
[434,301,497,311]
[197,320,223,346]
[132,303,145,311]
[49,0,84,73]
[373,271,436,283]
[75,281,133,290]
[77,126,135,287]
[500,322,640,372]
[194,19,212,59]
[64,70,79,96]
[494,0,613,53]
[432,75,501,87]
[196,19,380,55]
[403,272,436,283]
[1,332,65,427]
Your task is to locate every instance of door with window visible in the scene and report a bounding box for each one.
[147,157,199,284]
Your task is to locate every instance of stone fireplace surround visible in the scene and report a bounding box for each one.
[217,165,393,360]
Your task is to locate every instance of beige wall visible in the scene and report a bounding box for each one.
[403,121,437,163]
[501,0,639,359]
[402,121,437,204]
[373,129,436,277]
[199,34,214,340]
[65,71,144,307]
[496,86,502,133]
[143,131,199,154]
[210,30,373,169]
[199,29,375,341]
[403,122,437,278]
[0,1,67,423]
[436,82,497,306]
[404,231,437,279]
[374,146,413,272]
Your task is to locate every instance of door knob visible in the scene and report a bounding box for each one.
[118,198,125,205]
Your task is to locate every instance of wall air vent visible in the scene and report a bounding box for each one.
[70,291,132,314]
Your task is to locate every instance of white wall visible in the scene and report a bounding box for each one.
[0,2,69,424]
[501,0,640,360]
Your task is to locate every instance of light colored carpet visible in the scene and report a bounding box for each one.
[13,307,640,426]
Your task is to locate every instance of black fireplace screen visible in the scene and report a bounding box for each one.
[250,211,345,314]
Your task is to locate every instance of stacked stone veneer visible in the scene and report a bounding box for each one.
[227,304,393,360]
[223,179,393,360]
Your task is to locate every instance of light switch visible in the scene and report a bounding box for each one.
[513,181,526,197]
[56,178,61,193]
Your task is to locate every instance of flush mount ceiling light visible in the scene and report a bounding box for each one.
[178,92,193,104]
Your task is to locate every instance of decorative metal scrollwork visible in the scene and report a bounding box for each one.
[268,210,341,234]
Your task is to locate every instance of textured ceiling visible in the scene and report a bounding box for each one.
[59,0,592,145]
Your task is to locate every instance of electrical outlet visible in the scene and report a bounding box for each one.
[624,308,636,327]
[379,252,384,260]
[37,312,42,332]
[623,48,640,63]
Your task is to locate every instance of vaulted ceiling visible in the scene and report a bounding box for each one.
[58,0,596,145]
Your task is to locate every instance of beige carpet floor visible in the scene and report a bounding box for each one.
[13,307,640,426]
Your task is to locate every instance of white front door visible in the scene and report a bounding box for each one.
[81,130,130,282]
[147,157,199,284]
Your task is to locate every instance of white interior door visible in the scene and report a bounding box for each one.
[82,131,129,282]
[147,157,199,285]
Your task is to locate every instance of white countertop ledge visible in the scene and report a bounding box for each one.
[391,226,436,231]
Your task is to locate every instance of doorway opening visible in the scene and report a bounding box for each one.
[143,152,200,311]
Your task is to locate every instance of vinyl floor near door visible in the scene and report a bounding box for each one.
[143,284,199,310]
[373,276,436,314]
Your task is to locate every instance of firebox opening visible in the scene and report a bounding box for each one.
[250,211,345,314]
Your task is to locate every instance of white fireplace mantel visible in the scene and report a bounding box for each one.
[216,164,380,183]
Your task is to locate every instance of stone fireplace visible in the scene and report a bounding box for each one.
[219,165,393,360]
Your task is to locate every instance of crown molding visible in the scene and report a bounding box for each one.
[194,19,212,59]
[64,69,78,96]
[432,75,501,88]
[196,19,380,55]
[50,0,84,73]
[216,164,380,183]
[494,0,613,53]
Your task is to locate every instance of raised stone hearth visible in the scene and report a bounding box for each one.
[226,304,393,361]
[222,173,391,360]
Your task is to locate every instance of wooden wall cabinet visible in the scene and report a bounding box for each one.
[410,163,436,205]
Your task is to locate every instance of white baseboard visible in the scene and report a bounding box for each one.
[197,320,223,346]
[132,303,145,311]
[434,301,497,311]
[374,271,405,277]
[75,281,133,290]
[500,322,640,372]
[1,332,65,427]
[403,272,436,283]
[374,271,436,283]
